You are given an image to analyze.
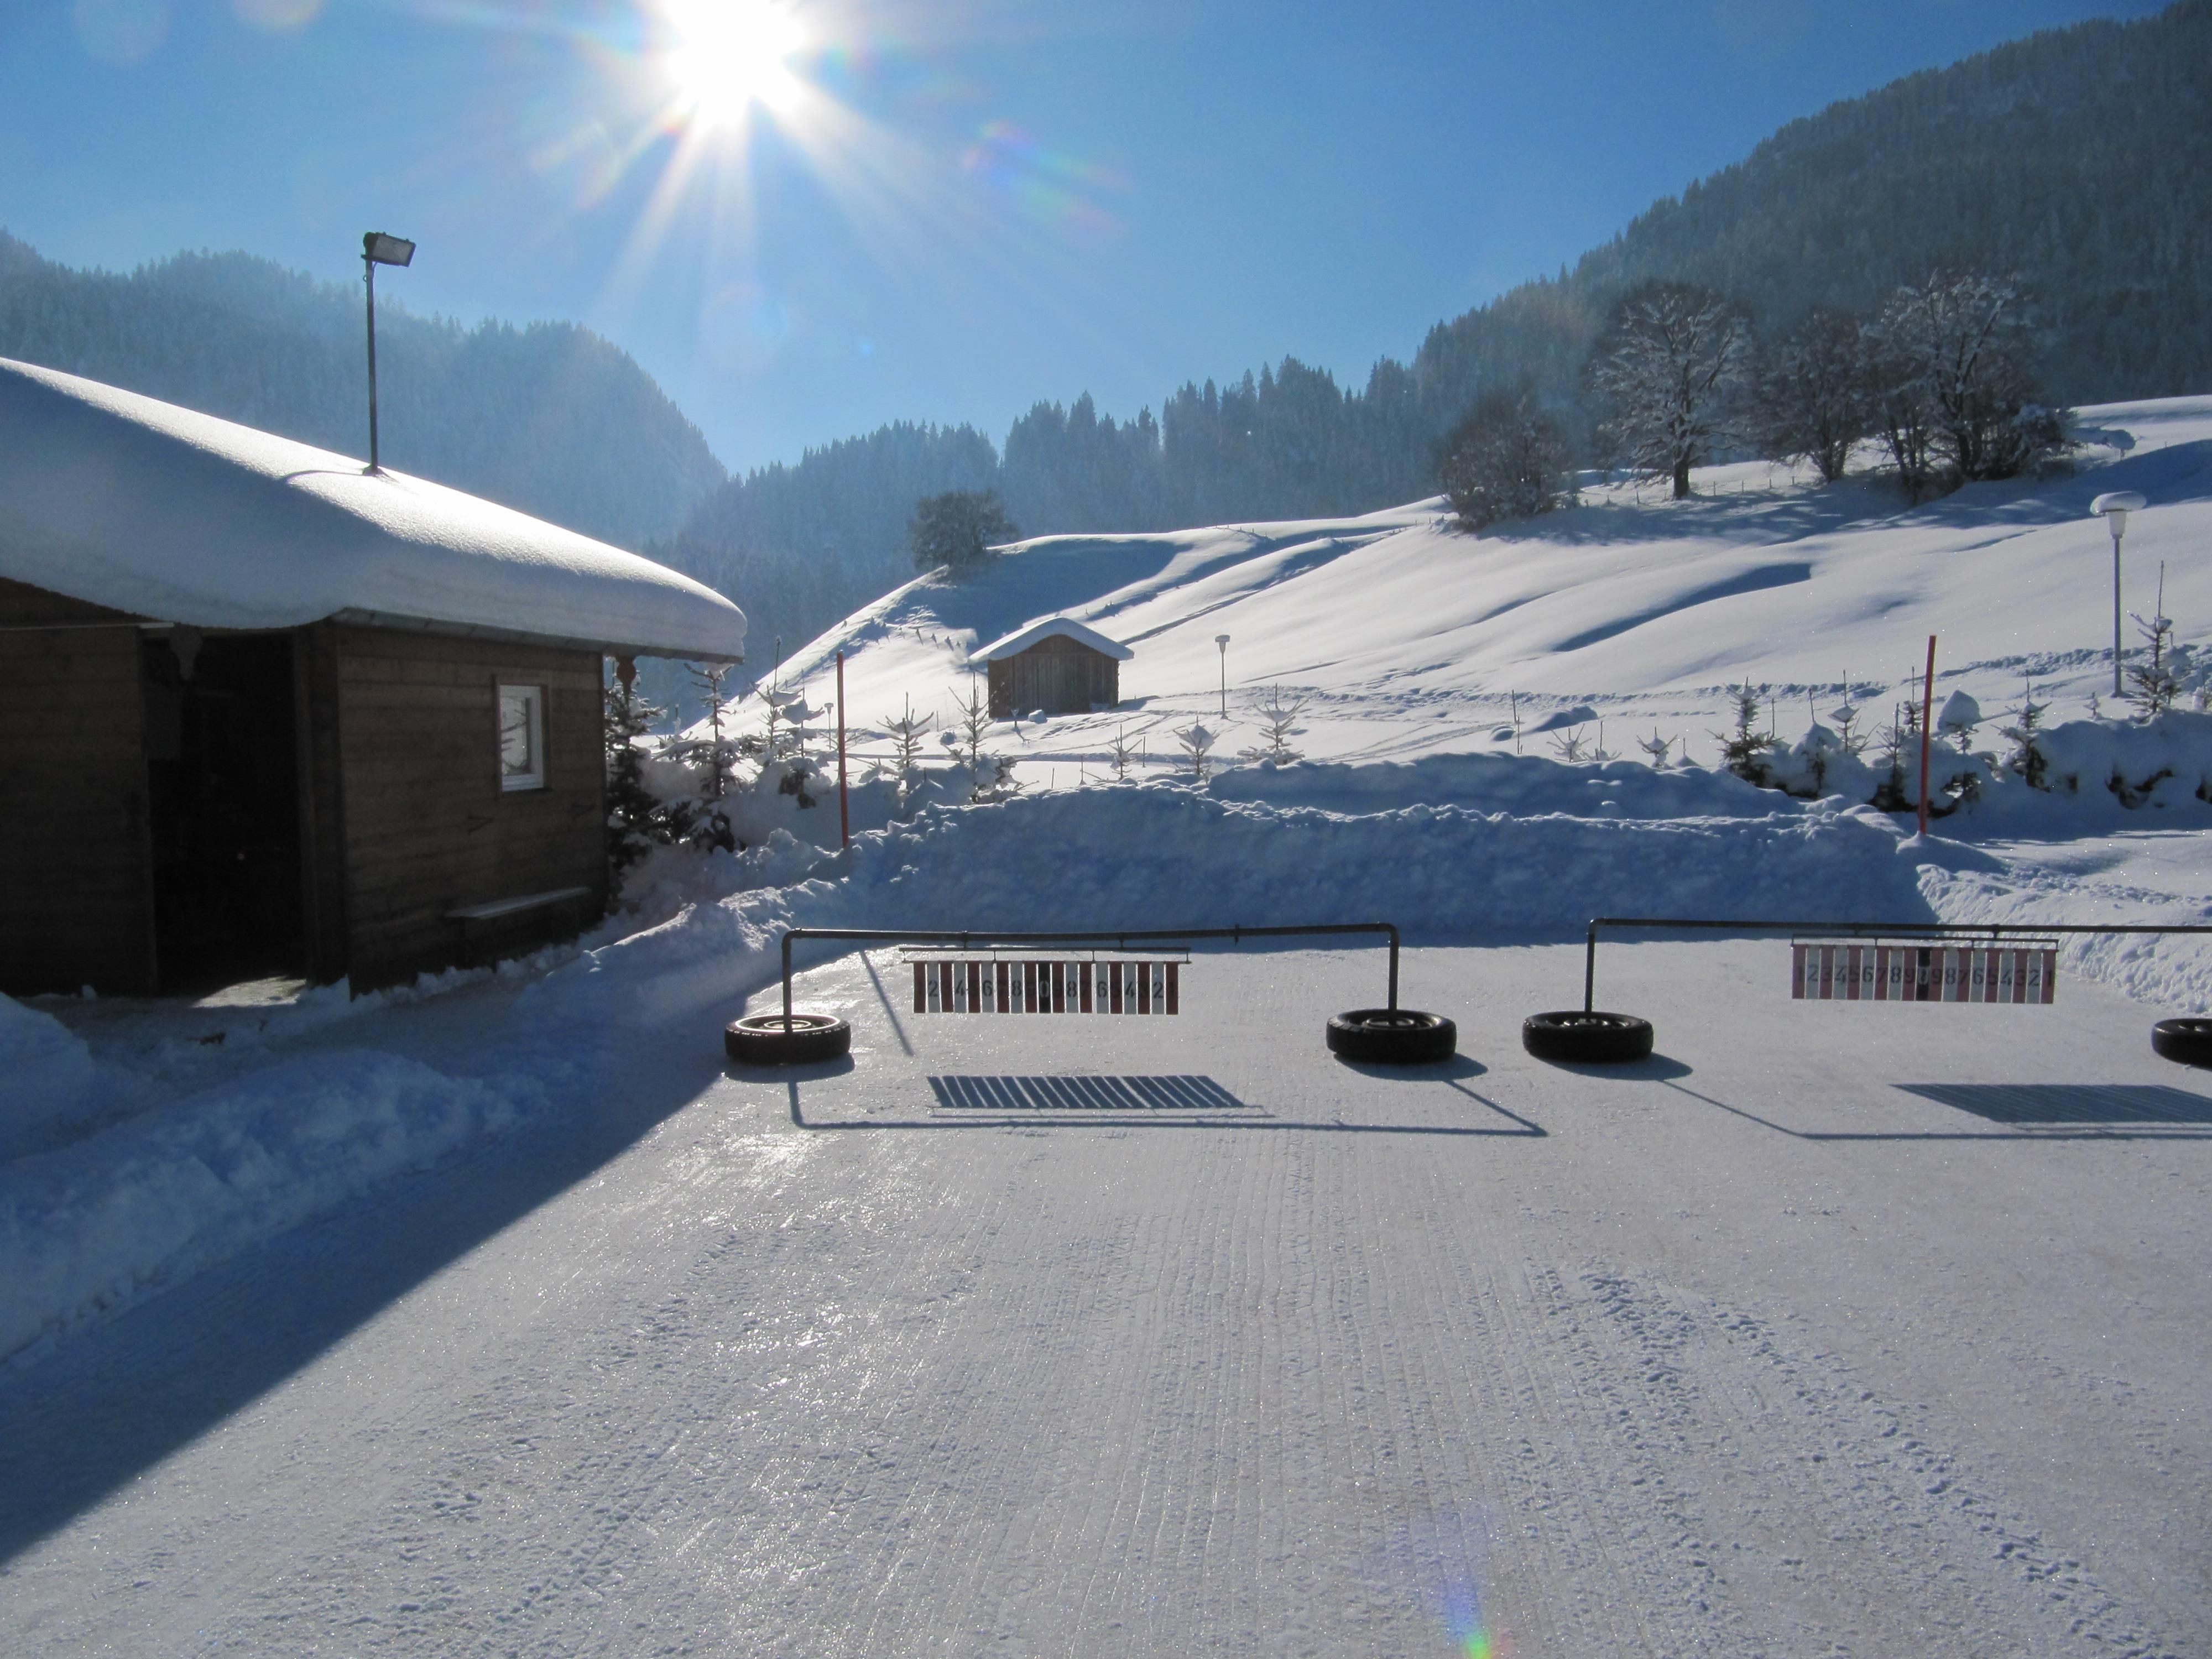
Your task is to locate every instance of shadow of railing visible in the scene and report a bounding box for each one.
[1660,1078,2212,1141]
[1894,1082,2212,1128]
[930,1074,1247,1112]
[782,1074,1543,1137]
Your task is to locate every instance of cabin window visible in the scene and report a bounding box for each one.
[499,683,546,791]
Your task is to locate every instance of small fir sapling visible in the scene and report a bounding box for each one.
[1547,726,1588,763]
[1637,729,1673,766]
[604,659,671,898]
[1592,720,1613,763]
[2126,564,2182,718]
[1107,723,1143,780]
[973,755,1022,802]
[687,662,738,804]
[1999,677,2051,789]
[1936,689,1981,746]
[1829,677,1868,758]
[1176,721,1217,780]
[776,692,818,806]
[1712,683,1778,783]
[1243,685,1307,763]
[880,695,935,812]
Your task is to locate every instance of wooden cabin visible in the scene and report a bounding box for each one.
[971,618,1132,717]
[0,358,746,998]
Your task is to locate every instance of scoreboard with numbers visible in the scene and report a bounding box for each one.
[1791,938,2057,1004]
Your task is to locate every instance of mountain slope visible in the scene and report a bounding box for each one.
[0,236,726,549]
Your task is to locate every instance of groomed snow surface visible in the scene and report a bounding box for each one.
[6,394,2212,1652]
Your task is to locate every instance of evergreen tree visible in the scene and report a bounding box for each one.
[910,489,1019,575]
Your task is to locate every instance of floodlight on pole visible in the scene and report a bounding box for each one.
[1214,634,1230,718]
[362,232,416,474]
[2093,491,2147,696]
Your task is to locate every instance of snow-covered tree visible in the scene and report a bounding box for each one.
[687,661,738,801]
[1175,722,1217,781]
[1712,683,1778,782]
[1999,679,2052,789]
[880,696,935,813]
[1241,686,1307,763]
[1870,272,2059,488]
[1436,384,1575,531]
[1588,281,1754,500]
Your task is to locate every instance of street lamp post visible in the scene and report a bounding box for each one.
[1214,634,1230,718]
[361,232,416,473]
[2093,491,2147,696]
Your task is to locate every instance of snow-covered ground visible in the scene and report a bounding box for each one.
[5,395,2212,1652]
[3,944,2207,1655]
[753,395,2212,787]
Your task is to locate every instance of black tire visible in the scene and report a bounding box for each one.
[725,1012,852,1066]
[2151,1017,2212,1066]
[1522,1009,1655,1065]
[1326,1008,1457,1066]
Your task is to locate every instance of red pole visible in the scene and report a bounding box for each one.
[1917,634,1936,838]
[836,650,851,848]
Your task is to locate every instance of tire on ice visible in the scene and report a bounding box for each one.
[1326,1008,1457,1066]
[1521,1009,1654,1065]
[724,1012,852,1066]
[2151,1016,2212,1066]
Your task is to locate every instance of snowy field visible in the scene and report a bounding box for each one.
[5,394,2212,1652]
[2,943,2206,1656]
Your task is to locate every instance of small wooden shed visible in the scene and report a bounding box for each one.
[971,618,1133,717]
[0,358,746,997]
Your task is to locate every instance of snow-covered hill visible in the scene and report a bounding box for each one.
[759,395,2212,785]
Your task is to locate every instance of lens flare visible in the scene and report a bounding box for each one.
[664,0,806,124]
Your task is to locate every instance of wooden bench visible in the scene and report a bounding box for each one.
[445,885,595,967]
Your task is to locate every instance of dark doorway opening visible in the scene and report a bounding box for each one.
[143,632,305,993]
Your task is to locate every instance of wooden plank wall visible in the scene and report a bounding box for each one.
[332,625,606,990]
[988,635,1118,716]
[0,577,156,995]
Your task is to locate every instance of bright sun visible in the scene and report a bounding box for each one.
[664,0,806,126]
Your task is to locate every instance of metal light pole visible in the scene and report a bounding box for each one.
[2093,491,2146,697]
[361,232,416,473]
[1214,634,1230,718]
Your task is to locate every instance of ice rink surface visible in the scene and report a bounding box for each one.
[3,938,2208,1657]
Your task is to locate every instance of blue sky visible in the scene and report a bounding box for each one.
[0,0,2171,474]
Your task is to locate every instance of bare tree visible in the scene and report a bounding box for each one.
[1588,281,1754,500]
[1436,383,1576,531]
[1750,307,1871,483]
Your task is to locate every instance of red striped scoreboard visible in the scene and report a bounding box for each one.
[1791,937,2057,1004]
[905,951,1185,1015]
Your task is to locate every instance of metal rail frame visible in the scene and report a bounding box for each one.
[779,923,1401,1029]
[1581,916,2212,1012]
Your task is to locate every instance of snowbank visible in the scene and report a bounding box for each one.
[544,782,1937,1031]
[0,996,93,1158]
[0,1050,541,1363]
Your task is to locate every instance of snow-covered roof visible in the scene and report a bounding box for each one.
[970,616,1133,664]
[0,358,746,661]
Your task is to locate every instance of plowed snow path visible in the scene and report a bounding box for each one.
[3,942,2208,1656]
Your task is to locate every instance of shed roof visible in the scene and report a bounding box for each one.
[0,358,746,661]
[971,616,1133,664]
